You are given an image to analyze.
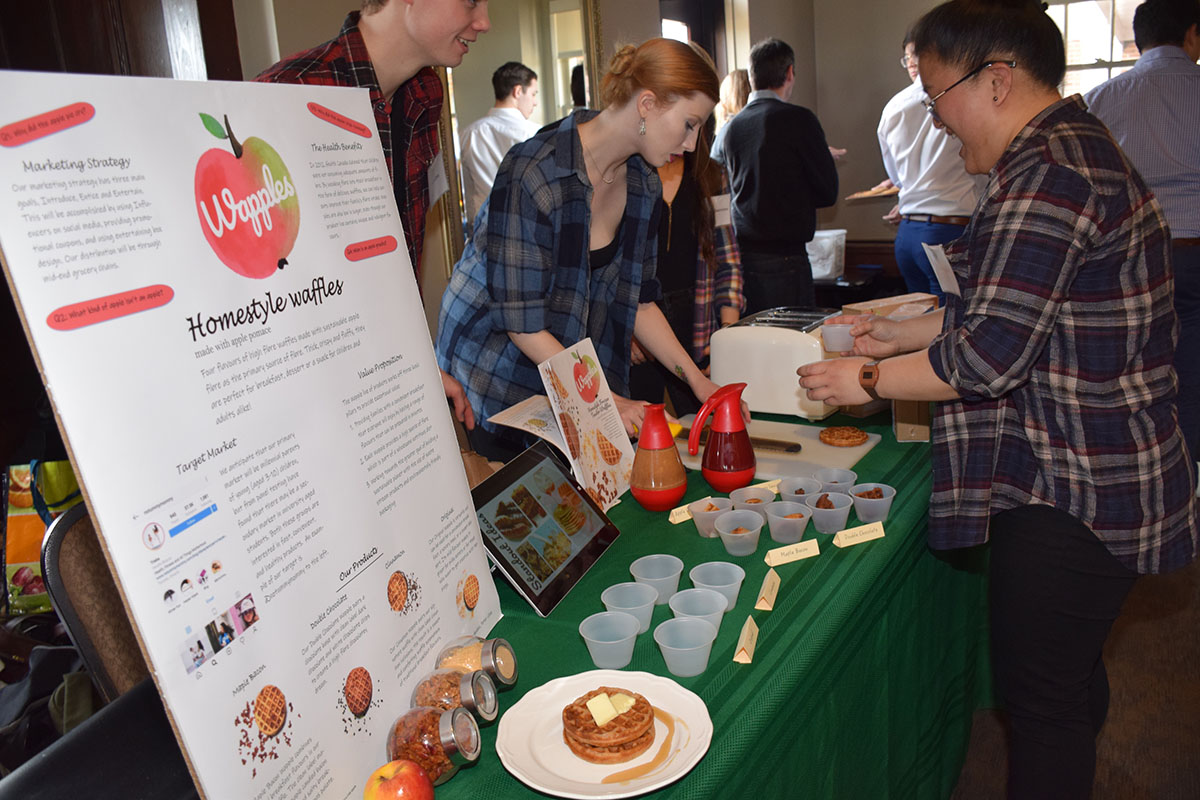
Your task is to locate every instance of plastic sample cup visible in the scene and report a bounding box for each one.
[689,561,746,611]
[821,323,855,352]
[668,588,727,635]
[764,500,811,543]
[629,554,685,605]
[814,467,857,494]
[653,617,717,677]
[778,476,823,504]
[601,582,659,634]
[849,483,897,524]
[730,486,776,520]
[579,611,639,669]
[688,496,734,538]
[804,491,854,534]
[713,510,764,557]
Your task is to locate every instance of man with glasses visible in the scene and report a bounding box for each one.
[1085,0,1200,480]
[872,28,984,300]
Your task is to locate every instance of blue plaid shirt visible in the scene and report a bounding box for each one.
[926,96,1197,574]
[437,110,662,432]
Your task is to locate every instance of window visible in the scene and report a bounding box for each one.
[1046,0,1141,95]
[661,18,689,43]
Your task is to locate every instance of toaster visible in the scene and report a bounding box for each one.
[709,307,839,420]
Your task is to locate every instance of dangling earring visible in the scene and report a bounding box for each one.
[639,117,646,136]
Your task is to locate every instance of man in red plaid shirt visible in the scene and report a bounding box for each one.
[258,0,490,429]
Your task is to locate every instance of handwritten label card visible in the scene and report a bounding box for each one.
[669,496,710,524]
[833,521,886,548]
[755,568,780,611]
[764,539,820,567]
[733,615,759,664]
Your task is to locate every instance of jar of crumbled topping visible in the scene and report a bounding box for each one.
[411,668,498,723]
[434,635,518,688]
[385,706,480,785]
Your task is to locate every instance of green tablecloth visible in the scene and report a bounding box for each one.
[441,415,992,799]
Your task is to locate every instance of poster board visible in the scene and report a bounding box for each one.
[0,71,501,798]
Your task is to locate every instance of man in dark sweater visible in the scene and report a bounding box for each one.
[712,38,838,313]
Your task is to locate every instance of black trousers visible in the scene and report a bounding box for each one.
[988,505,1138,799]
[741,249,814,315]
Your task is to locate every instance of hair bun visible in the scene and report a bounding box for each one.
[608,44,637,76]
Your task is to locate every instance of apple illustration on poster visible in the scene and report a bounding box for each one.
[195,113,300,279]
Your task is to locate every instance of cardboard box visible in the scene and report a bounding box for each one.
[893,400,931,442]
[842,292,938,320]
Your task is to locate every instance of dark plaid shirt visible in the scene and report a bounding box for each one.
[926,95,1197,574]
[255,12,442,279]
[436,111,662,433]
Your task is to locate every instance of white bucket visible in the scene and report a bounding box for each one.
[806,229,846,281]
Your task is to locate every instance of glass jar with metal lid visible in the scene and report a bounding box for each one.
[411,668,498,723]
[385,705,480,785]
[434,635,518,688]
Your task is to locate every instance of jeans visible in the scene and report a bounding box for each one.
[741,249,813,315]
[1172,243,1199,480]
[894,218,966,301]
[988,505,1138,799]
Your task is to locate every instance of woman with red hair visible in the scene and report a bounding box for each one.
[438,38,725,460]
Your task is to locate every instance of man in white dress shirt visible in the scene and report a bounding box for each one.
[874,30,984,300]
[1086,0,1200,478]
[459,61,539,224]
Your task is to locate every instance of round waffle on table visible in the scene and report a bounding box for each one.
[254,684,287,736]
[387,571,409,612]
[561,687,655,763]
[818,425,869,447]
[344,667,373,717]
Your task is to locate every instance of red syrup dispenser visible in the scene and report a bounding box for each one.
[630,403,688,512]
[687,383,755,492]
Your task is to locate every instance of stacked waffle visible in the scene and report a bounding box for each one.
[561,687,655,763]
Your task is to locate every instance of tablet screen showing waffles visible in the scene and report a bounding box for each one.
[472,441,619,617]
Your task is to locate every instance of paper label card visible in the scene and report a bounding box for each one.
[752,479,781,495]
[755,568,780,611]
[669,497,709,525]
[764,539,820,566]
[733,615,759,664]
[833,521,886,548]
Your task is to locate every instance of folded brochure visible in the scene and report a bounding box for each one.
[487,338,633,511]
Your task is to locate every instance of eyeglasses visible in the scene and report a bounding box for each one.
[900,54,918,68]
[921,60,1016,123]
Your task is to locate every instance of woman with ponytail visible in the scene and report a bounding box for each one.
[799,1,1197,795]
[437,38,730,459]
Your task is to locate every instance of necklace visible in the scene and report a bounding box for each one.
[581,137,616,184]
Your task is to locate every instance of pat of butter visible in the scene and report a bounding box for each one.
[610,693,636,714]
[586,693,619,727]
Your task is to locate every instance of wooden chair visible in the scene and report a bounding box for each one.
[40,503,148,703]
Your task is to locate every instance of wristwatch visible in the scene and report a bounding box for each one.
[859,360,881,401]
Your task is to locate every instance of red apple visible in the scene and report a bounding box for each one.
[363,759,435,800]
[572,352,599,403]
[194,114,300,279]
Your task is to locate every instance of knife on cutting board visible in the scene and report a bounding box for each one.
[674,425,803,454]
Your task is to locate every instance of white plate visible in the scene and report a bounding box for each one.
[496,670,712,799]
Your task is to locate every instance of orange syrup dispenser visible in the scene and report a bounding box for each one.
[630,403,688,512]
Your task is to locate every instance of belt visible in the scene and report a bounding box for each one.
[1174,237,1200,248]
[902,214,971,226]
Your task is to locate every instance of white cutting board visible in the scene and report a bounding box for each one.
[675,415,880,481]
